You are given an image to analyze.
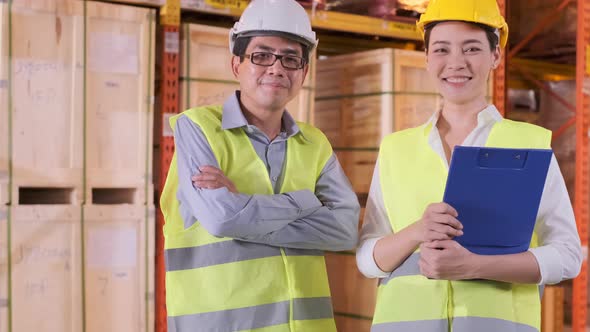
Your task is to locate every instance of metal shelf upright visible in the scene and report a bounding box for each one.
[156,1,180,332]
[573,0,590,330]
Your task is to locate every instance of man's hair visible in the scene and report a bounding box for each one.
[232,35,311,64]
[424,21,499,52]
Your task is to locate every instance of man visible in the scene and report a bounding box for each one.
[160,0,360,331]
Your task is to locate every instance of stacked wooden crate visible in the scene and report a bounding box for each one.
[0,1,7,206]
[84,2,155,332]
[1,1,155,331]
[315,48,440,194]
[315,48,441,331]
[9,2,85,330]
[179,23,316,123]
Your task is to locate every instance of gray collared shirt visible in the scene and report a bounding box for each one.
[174,92,360,251]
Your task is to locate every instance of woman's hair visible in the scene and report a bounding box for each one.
[424,21,500,52]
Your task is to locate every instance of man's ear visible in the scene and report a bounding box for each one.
[301,63,309,85]
[231,55,241,78]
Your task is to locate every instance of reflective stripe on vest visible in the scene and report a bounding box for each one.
[160,106,335,332]
[165,240,323,272]
[168,297,334,332]
[371,317,538,332]
[375,119,551,331]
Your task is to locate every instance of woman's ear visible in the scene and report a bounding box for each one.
[491,45,501,69]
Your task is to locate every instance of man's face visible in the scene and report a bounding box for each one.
[232,36,309,112]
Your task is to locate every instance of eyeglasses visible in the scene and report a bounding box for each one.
[244,52,306,70]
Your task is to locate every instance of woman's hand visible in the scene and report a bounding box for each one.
[419,240,477,280]
[412,202,463,242]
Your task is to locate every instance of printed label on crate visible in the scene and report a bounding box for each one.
[205,0,249,9]
[89,33,139,75]
[12,59,69,106]
[164,31,180,54]
[88,227,137,268]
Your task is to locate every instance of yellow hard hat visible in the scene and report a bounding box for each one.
[416,0,509,48]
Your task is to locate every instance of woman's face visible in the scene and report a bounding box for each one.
[426,21,501,107]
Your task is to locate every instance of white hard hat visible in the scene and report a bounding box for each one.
[229,0,318,55]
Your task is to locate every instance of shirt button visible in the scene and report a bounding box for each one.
[272,176,278,181]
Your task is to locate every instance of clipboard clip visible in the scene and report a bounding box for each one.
[477,148,528,169]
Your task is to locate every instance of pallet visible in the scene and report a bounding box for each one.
[85,1,155,205]
[86,185,153,205]
[325,252,377,331]
[83,204,154,332]
[9,205,83,332]
[179,23,315,123]
[0,207,7,332]
[10,0,85,204]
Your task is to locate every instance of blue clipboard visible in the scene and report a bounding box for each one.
[442,146,552,255]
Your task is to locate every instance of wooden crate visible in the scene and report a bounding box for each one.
[84,204,154,332]
[147,206,155,332]
[335,150,377,194]
[325,252,377,331]
[85,2,155,205]
[0,207,7,332]
[10,0,85,204]
[179,23,315,123]
[315,48,440,148]
[315,48,494,146]
[9,205,83,332]
[542,285,565,332]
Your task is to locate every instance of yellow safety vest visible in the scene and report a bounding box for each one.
[160,106,336,332]
[375,119,551,332]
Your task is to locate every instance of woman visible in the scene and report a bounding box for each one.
[356,1,582,331]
